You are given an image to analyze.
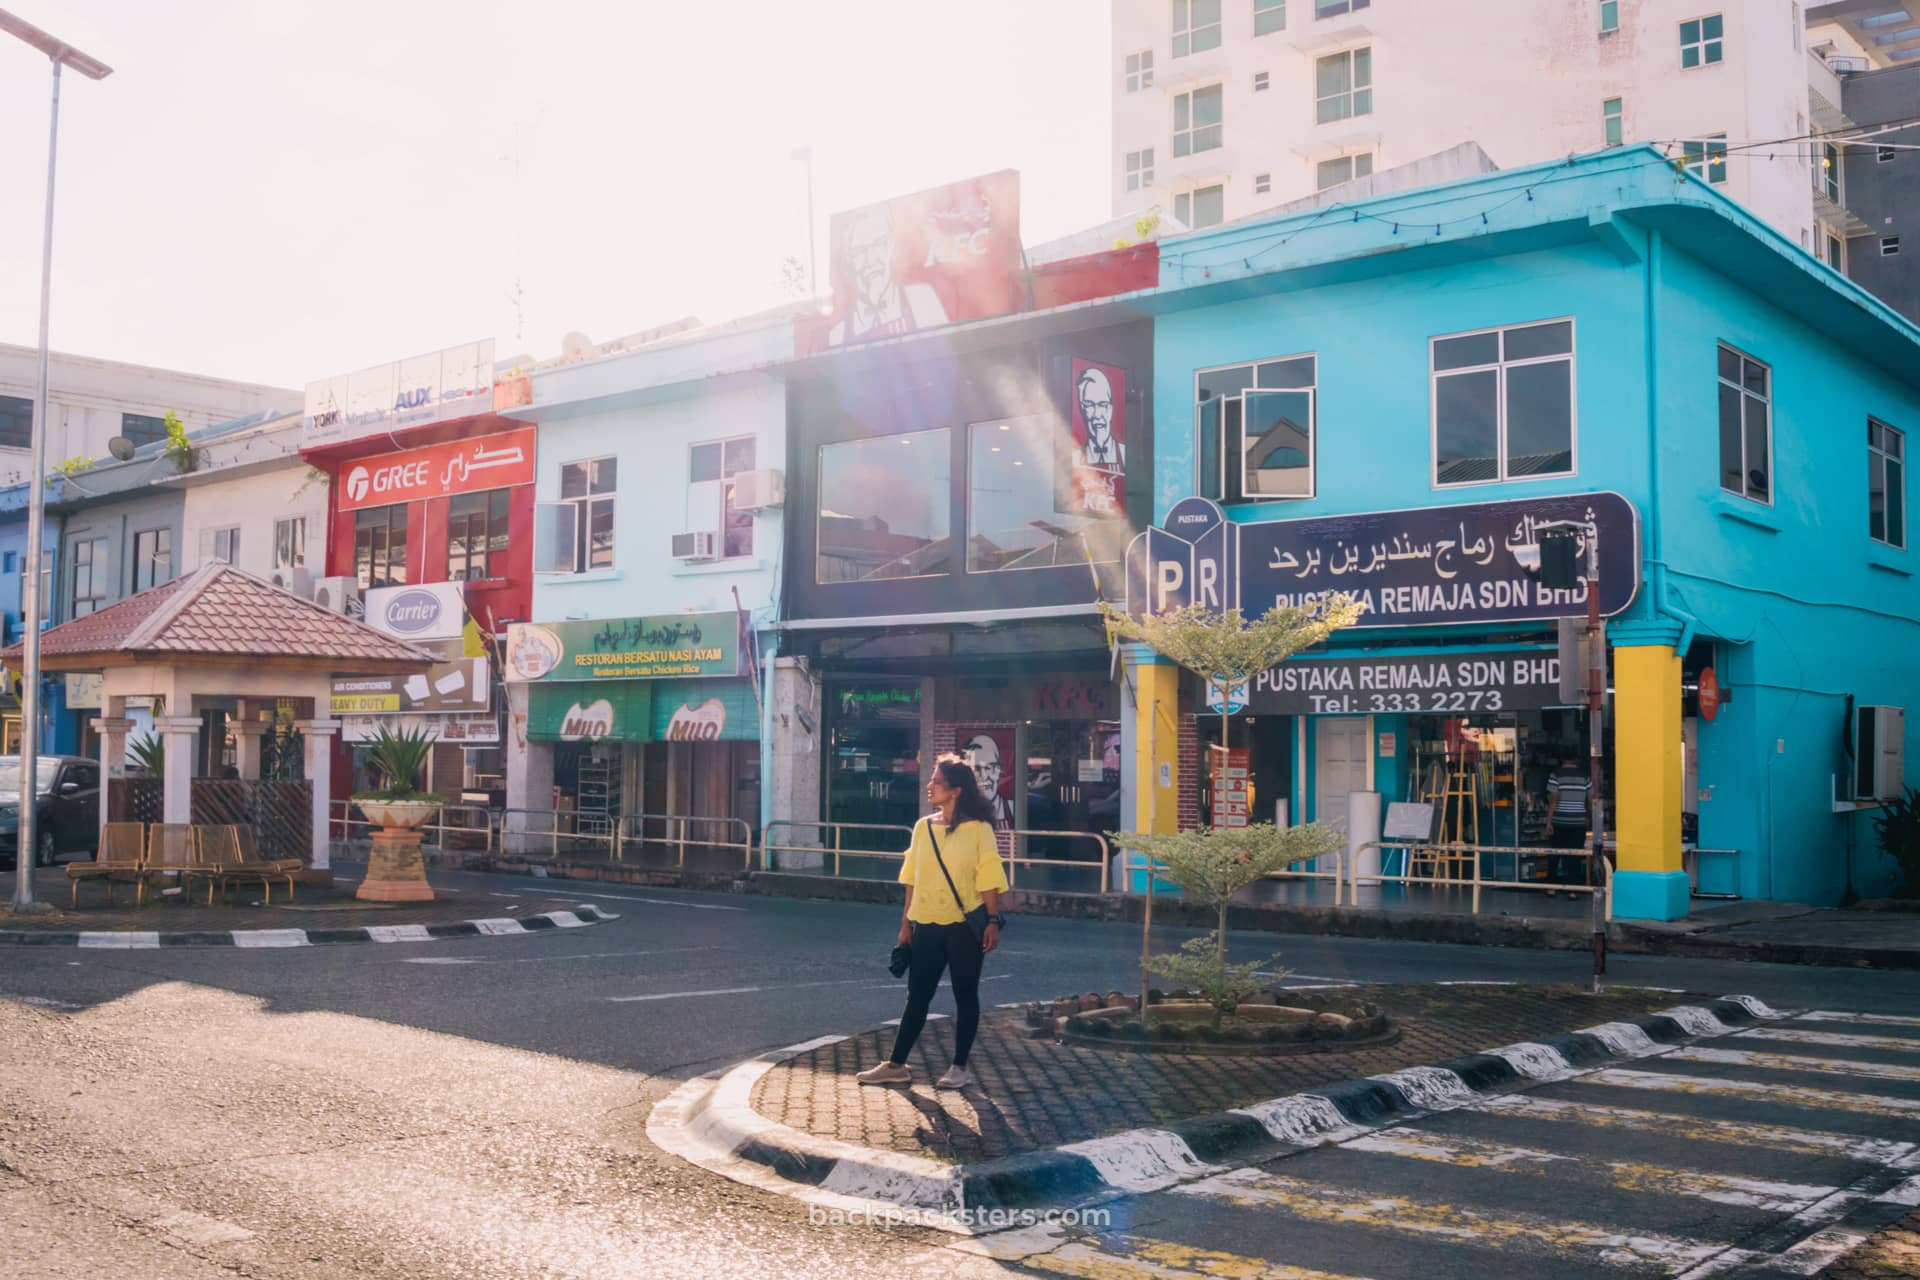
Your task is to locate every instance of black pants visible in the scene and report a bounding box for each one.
[1549,823,1589,884]
[887,921,984,1068]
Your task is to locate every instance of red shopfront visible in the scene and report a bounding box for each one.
[304,413,538,816]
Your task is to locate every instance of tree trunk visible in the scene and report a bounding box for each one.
[1217,900,1229,968]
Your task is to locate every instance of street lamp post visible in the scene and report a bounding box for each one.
[1,9,112,912]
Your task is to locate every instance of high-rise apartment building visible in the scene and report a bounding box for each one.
[1111,0,1914,262]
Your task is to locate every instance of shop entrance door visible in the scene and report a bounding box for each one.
[1025,721,1123,858]
[828,723,921,851]
[1314,717,1370,836]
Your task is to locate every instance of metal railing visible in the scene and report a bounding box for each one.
[1005,830,1112,895]
[1355,841,1613,919]
[329,799,496,853]
[761,820,916,877]
[1113,846,1347,904]
[1685,846,1741,900]
[615,811,754,869]
[496,806,619,860]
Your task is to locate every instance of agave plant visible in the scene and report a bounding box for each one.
[351,724,440,802]
[127,731,166,778]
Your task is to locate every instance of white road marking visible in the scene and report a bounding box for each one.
[400,958,482,966]
[610,975,888,1003]
[775,1034,850,1055]
[1581,1067,1920,1115]
[365,923,434,943]
[1740,1026,1920,1053]
[1671,1045,1920,1084]
[231,929,308,948]
[1797,1009,1920,1028]
[1058,1129,1220,1192]
[469,918,527,936]
[490,889,745,912]
[76,932,160,949]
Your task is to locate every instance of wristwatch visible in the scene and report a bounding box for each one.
[988,913,1008,928]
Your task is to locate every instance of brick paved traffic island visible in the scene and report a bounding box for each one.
[749,983,1699,1163]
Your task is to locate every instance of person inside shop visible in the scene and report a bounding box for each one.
[857,755,1008,1091]
[1546,753,1592,895]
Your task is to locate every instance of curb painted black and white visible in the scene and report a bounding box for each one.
[647,994,1804,1234]
[0,905,617,949]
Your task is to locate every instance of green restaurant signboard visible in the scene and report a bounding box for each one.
[505,614,740,683]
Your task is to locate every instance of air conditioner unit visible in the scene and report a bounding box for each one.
[1854,705,1906,802]
[671,530,719,561]
[733,468,785,511]
[312,575,362,616]
[271,566,315,598]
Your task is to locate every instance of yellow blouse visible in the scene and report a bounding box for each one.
[898,816,1008,925]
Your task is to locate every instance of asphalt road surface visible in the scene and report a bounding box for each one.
[4,862,1918,1279]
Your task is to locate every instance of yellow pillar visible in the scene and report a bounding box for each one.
[1613,641,1689,920]
[1131,656,1180,835]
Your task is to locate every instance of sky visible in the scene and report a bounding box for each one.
[0,1,1112,390]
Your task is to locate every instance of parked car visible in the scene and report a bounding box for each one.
[0,755,101,868]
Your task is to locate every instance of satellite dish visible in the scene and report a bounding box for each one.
[560,331,595,360]
[107,435,136,461]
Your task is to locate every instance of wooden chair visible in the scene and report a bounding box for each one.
[142,823,198,903]
[66,822,147,907]
[193,825,299,906]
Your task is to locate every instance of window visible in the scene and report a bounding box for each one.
[817,429,950,583]
[1680,14,1724,67]
[967,417,1127,573]
[1173,85,1224,156]
[1791,2,1800,50]
[39,550,51,621]
[1432,320,1576,486]
[1315,152,1373,189]
[1600,0,1619,32]
[1172,0,1222,56]
[535,457,617,574]
[201,526,240,565]
[121,413,169,448]
[447,488,511,581]
[133,528,172,591]
[1884,236,1903,257]
[352,504,409,589]
[1603,98,1624,147]
[1878,145,1897,164]
[69,538,108,616]
[1315,48,1372,124]
[1126,148,1155,191]
[1253,70,1270,91]
[1717,345,1771,503]
[1255,0,1286,35]
[273,517,306,571]
[1125,49,1154,91]
[1175,185,1225,229]
[1196,355,1317,502]
[1683,134,1728,184]
[1871,419,1906,548]
[0,395,31,451]
[1314,0,1368,15]
[1826,231,1845,270]
[1,552,11,574]
[690,436,757,559]
[1818,141,1841,201]
[1254,172,1272,194]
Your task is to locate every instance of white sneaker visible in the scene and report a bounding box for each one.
[935,1066,973,1089]
[856,1062,912,1086]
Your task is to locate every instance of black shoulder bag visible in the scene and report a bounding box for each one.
[926,820,991,943]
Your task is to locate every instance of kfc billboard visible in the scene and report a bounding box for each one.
[335,427,536,513]
[1067,358,1126,518]
[810,170,1022,352]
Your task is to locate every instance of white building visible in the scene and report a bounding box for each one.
[0,343,296,486]
[172,412,328,585]
[1110,0,1904,258]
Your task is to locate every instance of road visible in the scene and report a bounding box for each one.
[3,861,1917,1278]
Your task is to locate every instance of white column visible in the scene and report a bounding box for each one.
[297,718,340,871]
[502,681,553,854]
[155,716,200,824]
[231,715,268,781]
[95,715,135,844]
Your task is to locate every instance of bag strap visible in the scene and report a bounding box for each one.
[924,818,968,918]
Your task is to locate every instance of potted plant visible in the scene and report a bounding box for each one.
[351,725,442,903]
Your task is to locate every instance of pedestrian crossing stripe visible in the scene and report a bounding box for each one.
[1340,1128,1841,1213]
[1669,1044,1920,1084]
[1579,1067,1920,1116]
[1173,1168,1728,1269]
[1795,1009,1920,1028]
[1461,1092,1918,1162]
[1741,1026,1920,1052]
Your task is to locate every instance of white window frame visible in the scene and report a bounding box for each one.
[1716,343,1773,506]
[1175,184,1226,229]
[201,525,241,566]
[1602,97,1624,147]
[1192,352,1319,504]
[1683,133,1728,184]
[1870,418,1906,549]
[1172,0,1223,57]
[1680,12,1724,68]
[1878,145,1897,164]
[1600,0,1619,32]
[1125,49,1154,91]
[1314,0,1368,17]
[689,434,758,560]
[1126,147,1155,191]
[273,516,306,572]
[1820,141,1842,202]
[539,455,617,574]
[1315,151,1374,189]
[1825,228,1846,271]
[1883,235,1902,257]
[1254,172,1272,194]
[1429,318,1579,489]
[133,526,172,591]
[1173,84,1224,157]
[1314,47,1372,125]
[1253,70,1270,91]
[1254,0,1286,36]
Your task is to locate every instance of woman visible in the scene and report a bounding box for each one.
[856,755,1008,1090]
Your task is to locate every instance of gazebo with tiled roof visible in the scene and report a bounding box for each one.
[1,563,435,875]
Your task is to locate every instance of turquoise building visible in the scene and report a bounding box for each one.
[1133,146,1920,919]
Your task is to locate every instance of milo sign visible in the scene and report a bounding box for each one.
[665,698,727,741]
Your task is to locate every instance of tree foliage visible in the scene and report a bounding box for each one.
[1099,598,1364,702]
[1146,936,1288,1022]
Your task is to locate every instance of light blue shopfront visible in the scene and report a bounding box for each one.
[1140,147,1920,917]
